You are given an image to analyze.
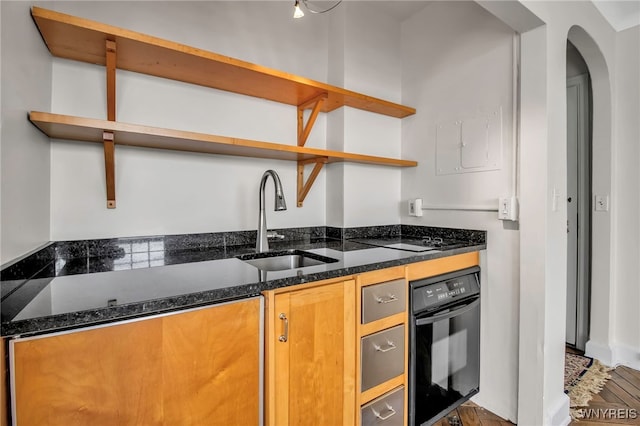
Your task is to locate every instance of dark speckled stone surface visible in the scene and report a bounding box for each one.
[1,225,485,337]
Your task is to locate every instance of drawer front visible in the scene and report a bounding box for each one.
[361,279,406,324]
[361,387,404,426]
[361,325,405,391]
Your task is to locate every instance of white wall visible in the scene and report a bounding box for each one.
[326,7,346,228]
[326,3,403,228]
[47,1,330,240]
[42,1,414,240]
[0,1,52,265]
[519,1,618,424]
[480,0,637,424]
[517,23,562,426]
[612,24,640,368]
[401,2,519,421]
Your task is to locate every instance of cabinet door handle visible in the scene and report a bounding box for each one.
[373,340,396,353]
[372,403,396,421]
[374,294,398,304]
[278,313,289,342]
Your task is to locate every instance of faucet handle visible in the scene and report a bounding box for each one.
[267,231,285,240]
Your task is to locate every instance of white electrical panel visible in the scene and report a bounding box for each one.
[436,107,503,175]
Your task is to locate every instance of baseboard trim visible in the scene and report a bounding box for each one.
[612,344,640,370]
[585,340,614,366]
[545,393,571,426]
[471,394,517,424]
[585,340,640,369]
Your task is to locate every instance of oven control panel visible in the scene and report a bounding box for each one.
[411,271,480,312]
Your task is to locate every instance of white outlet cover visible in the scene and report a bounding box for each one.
[595,195,609,211]
[408,200,416,216]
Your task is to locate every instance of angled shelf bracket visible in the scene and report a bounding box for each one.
[103,131,116,208]
[296,94,328,207]
[297,93,327,147]
[297,157,327,207]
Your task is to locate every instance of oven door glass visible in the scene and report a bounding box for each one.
[411,297,480,426]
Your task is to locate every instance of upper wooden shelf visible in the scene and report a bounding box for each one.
[29,112,418,168]
[31,7,416,119]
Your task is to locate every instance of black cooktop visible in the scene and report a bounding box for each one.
[349,236,464,252]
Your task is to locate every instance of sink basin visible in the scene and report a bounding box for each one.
[237,250,338,271]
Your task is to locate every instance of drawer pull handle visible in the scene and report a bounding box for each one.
[375,294,398,304]
[373,340,396,353]
[279,313,289,342]
[372,403,396,421]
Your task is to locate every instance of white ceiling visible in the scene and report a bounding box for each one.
[369,1,431,22]
[592,0,640,31]
[365,0,640,31]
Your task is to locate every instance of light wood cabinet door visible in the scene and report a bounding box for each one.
[162,298,261,426]
[11,298,261,426]
[1,339,8,426]
[265,280,355,426]
[12,317,164,426]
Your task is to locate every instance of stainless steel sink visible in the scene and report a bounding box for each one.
[237,250,338,271]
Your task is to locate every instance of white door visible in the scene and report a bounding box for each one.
[566,73,591,350]
[566,82,579,346]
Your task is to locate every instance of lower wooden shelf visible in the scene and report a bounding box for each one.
[29,111,417,208]
[30,111,417,166]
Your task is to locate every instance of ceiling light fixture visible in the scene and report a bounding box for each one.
[293,0,342,18]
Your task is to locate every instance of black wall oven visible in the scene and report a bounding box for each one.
[409,266,481,426]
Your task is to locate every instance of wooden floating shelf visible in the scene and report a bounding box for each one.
[30,7,418,208]
[31,7,416,119]
[30,112,418,167]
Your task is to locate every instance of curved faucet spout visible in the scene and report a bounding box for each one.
[257,170,287,252]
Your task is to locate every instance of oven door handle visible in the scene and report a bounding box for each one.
[415,297,479,325]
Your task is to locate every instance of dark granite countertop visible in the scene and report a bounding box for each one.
[1,225,486,337]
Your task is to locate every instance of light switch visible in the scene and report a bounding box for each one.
[498,196,518,221]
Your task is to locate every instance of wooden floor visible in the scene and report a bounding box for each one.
[565,346,640,425]
[432,348,640,426]
[570,364,640,425]
[433,401,514,426]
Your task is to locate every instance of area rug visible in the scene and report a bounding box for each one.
[564,352,611,419]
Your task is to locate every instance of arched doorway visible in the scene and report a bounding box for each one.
[565,40,592,351]
[566,25,614,364]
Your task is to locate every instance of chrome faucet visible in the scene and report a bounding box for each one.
[257,170,287,252]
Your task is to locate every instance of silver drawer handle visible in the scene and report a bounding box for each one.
[279,313,289,342]
[372,403,396,421]
[373,340,396,352]
[374,294,398,304]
